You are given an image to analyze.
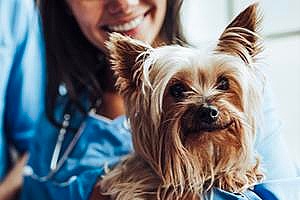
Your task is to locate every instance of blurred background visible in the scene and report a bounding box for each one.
[181,0,300,166]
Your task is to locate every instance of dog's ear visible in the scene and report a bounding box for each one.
[106,33,152,93]
[216,3,263,63]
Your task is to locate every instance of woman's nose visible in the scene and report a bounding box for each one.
[106,0,139,15]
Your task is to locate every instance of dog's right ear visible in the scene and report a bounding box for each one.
[105,33,152,93]
[216,3,263,64]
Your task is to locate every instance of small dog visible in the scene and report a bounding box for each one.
[96,3,265,200]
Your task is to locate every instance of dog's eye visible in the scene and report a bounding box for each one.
[169,83,187,99]
[217,76,229,90]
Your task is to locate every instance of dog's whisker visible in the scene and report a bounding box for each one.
[234,116,254,132]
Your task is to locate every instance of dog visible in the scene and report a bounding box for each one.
[95,3,265,200]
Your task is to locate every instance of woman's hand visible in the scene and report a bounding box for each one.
[0,154,28,200]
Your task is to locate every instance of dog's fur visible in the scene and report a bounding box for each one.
[96,3,265,200]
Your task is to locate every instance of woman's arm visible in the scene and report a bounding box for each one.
[4,0,45,153]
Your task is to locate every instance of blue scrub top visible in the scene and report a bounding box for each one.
[21,94,133,200]
[0,0,45,180]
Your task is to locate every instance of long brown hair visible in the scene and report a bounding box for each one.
[38,0,187,127]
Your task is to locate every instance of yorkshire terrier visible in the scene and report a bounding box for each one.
[96,3,265,200]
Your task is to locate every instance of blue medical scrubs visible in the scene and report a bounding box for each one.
[0,0,44,180]
[21,94,133,200]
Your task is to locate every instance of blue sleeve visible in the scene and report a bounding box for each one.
[254,177,300,200]
[4,0,45,153]
[255,80,298,179]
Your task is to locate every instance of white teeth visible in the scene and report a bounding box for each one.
[108,16,143,32]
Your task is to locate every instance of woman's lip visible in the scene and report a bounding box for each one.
[100,9,151,32]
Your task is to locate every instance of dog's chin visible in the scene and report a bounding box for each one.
[184,120,234,136]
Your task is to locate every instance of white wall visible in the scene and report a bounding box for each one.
[181,0,300,166]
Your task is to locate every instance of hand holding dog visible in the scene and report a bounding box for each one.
[0,154,28,200]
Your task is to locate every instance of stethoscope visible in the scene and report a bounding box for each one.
[23,116,86,185]
[23,85,88,184]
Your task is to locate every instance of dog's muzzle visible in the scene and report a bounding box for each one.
[181,104,233,134]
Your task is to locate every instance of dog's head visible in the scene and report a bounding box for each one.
[106,3,264,193]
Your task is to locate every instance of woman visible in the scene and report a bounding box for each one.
[21,0,298,200]
[20,0,185,200]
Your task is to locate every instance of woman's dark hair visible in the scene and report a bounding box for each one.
[38,0,187,127]
[160,0,187,45]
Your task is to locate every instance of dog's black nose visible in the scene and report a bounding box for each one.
[197,105,219,124]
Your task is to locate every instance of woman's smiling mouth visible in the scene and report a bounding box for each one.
[101,10,151,33]
[107,15,144,32]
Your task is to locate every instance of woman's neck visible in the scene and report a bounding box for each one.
[97,92,125,120]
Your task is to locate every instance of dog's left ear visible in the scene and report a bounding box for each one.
[216,3,263,63]
[106,33,152,93]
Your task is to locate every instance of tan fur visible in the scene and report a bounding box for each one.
[95,4,265,200]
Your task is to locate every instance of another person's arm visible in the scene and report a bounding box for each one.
[4,0,45,154]
[251,79,300,199]
[0,0,45,198]
[255,80,298,179]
